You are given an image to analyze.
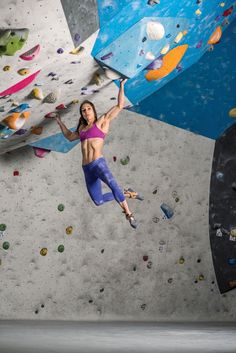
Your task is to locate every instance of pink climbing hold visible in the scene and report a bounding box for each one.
[19,44,40,61]
[0,70,41,96]
[44,112,59,118]
[33,147,51,158]
[56,104,67,110]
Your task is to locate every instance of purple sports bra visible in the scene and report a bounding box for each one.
[79,123,106,142]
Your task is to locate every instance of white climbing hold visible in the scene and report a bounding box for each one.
[146,21,165,40]
[104,68,121,80]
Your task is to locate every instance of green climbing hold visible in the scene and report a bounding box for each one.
[2,241,10,250]
[120,156,130,165]
[0,28,29,56]
[58,245,65,253]
[0,224,6,231]
[57,204,65,212]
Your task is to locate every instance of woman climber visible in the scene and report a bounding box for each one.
[56,79,143,229]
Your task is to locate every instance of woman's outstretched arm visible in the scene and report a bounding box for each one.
[104,78,127,121]
[56,115,80,141]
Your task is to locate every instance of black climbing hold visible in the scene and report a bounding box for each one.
[197,259,201,263]
[89,299,93,303]
[101,249,104,253]
[100,288,104,293]
[140,304,146,310]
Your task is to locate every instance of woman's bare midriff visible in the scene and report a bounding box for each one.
[81,138,104,165]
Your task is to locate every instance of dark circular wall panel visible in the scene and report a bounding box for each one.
[209,122,236,293]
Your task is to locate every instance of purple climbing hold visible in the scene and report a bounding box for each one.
[196,40,203,48]
[15,128,27,135]
[74,33,80,42]
[57,48,64,54]
[101,52,113,60]
[146,56,163,70]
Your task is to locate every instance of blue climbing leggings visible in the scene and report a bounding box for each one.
[82,157,125,206]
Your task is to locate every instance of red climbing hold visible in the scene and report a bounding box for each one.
[13,170,19,176]
[223,6,234,17]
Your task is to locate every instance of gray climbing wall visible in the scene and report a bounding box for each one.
[61,0,99,46]
[0,0,236,330]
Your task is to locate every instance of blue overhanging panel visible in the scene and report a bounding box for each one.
[128,19,236,140]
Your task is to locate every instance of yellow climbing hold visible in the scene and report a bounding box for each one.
[18,68,30,76]
[69,46,84,55]
[40,248,48,256]
[220,2,225,7]
[30,87,44,100]
[174,32,184,43]
[72,99,79,104]
[230,229,236,237]
[3,65,11,71]
[195,9,202,16]
[198,274,205,281]
[229,108,236,118]
[179,256,185,264]
[66,226,73,235]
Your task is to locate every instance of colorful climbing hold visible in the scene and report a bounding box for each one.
[146,56,163,70]
[113,156,117,162]
[74,33,80,42]
[33,147,50,158]
[0,224,6,231]
[179,256,185,264]
[145,45,188,81]
[143,255,148,261]
[0,70,41,97]
[19,44,40,61]
[31,126,43,135]
[160,203,174,219]
[43,90,60,103]
[18,68,30,76]
[58,204,65,212]
[146,21,165,40]
[58,245,64,253]
[3,241,10,250]
[120,156,130,165]
[3,65,11,71]
[0,28,29,56]
[66,226,73,235]
[101,52,113,60]
[57,48,64,54]
[228,258,236,266]
[198,274,204,281]
[223,5,234,16]
[230,229,236,237]
[40,248,48,256]
[229,108,236,118]
[56,104,67,110]
[208,26,222,45]
[13,170,19,176]
[69,46,84,55]
[30,87,43,100]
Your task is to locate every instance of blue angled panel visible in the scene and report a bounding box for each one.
[29,127,80,153]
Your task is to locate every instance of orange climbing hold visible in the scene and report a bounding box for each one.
[208,26,222,45]
[2,111,30,130]
[145,44,188,81]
